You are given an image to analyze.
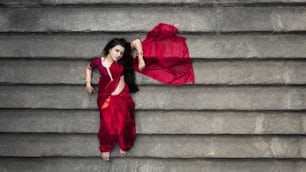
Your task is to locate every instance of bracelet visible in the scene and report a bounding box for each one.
[85,77,91,83]
[137,51,143,56]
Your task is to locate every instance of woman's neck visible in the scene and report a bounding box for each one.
[103,55,114,67]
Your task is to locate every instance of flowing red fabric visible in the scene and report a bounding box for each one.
[90,58,136,152]
[98,85,136,152]
[134,23,195,85]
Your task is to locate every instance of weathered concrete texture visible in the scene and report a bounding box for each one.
[2,59,306,85]
[0,109,305,134]
[135,86,306,110]
[194,60,306,85]
[0,110,99,133]
[0,85,305,110]
[0,134,305,158]
[189,34,306,59]
[0,59,86,84]
[137,111,306,134]
[0,158,306,172]
[1,34,306,59]
[0,7,306,32]
[0,0,305,171]
[2,0,306,6]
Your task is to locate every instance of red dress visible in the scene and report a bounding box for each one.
[90,58,136,152]
[89,23,194,153]
[134,23,195,85]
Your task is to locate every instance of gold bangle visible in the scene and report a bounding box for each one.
[85,77,91,82]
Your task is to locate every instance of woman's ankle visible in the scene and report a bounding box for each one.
[101,152,110,161]
[119,149,128,157]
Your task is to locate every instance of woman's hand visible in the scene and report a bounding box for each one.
[85,63,95,94]
[86,84,95,94]
[138,57,146,71]
[131,39,146,71]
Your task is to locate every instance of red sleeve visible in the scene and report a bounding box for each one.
[89,58,100,69]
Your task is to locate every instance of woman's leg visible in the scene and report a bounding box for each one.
[98,85,136,159]
[115,88,136,156]
[117,109,136,155]
[98,101,118,160]
[109,85,136,156]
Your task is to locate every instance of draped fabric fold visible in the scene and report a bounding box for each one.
[89,58,136,152]
[134,23,195,85]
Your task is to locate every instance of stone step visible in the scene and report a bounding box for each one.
[0,158,305,172]
[0,85,305,110]
[0,109,305,134]
[0,6,305,32]
[1,34,306,59]
[1,59,306,85]
[2,0,306,6]
[0,134,305,158]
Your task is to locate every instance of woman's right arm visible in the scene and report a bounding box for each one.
[85,63,95,94]
[131,39,145,71]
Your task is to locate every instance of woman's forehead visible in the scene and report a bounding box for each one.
[113,45,125,51]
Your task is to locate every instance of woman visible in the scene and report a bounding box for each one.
[85,38,145,161]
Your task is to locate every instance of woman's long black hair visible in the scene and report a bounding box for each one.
[102,38,139,93]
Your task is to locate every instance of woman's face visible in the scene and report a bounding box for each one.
[109,45,125,62]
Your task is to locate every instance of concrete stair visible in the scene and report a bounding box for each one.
[0,0,306,171]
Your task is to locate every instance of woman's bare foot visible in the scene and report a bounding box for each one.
[120,149,128,158]
[101,152,110,161]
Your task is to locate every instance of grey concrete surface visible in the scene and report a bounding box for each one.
[1,1,306,171]
[0,134,305,158]
[2,0,306,6]
[0,85,306,110]
[1,34,305,59]
[0,109,305,134]
[0,6,306,32]
[1,59,306,85]
[0,158,306,172]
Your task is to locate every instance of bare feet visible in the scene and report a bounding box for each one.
[120,149,128,158]
[101,152,110,161]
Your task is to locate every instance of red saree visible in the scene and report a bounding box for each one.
[90,58,136,152]
[134,23,195,85]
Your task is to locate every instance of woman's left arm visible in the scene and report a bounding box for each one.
[131,39,145,71]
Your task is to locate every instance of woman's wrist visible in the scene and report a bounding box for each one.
[137,52,144,61]
[137,51,143,56]
[85,75,91,84]
[86,81,92,86]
